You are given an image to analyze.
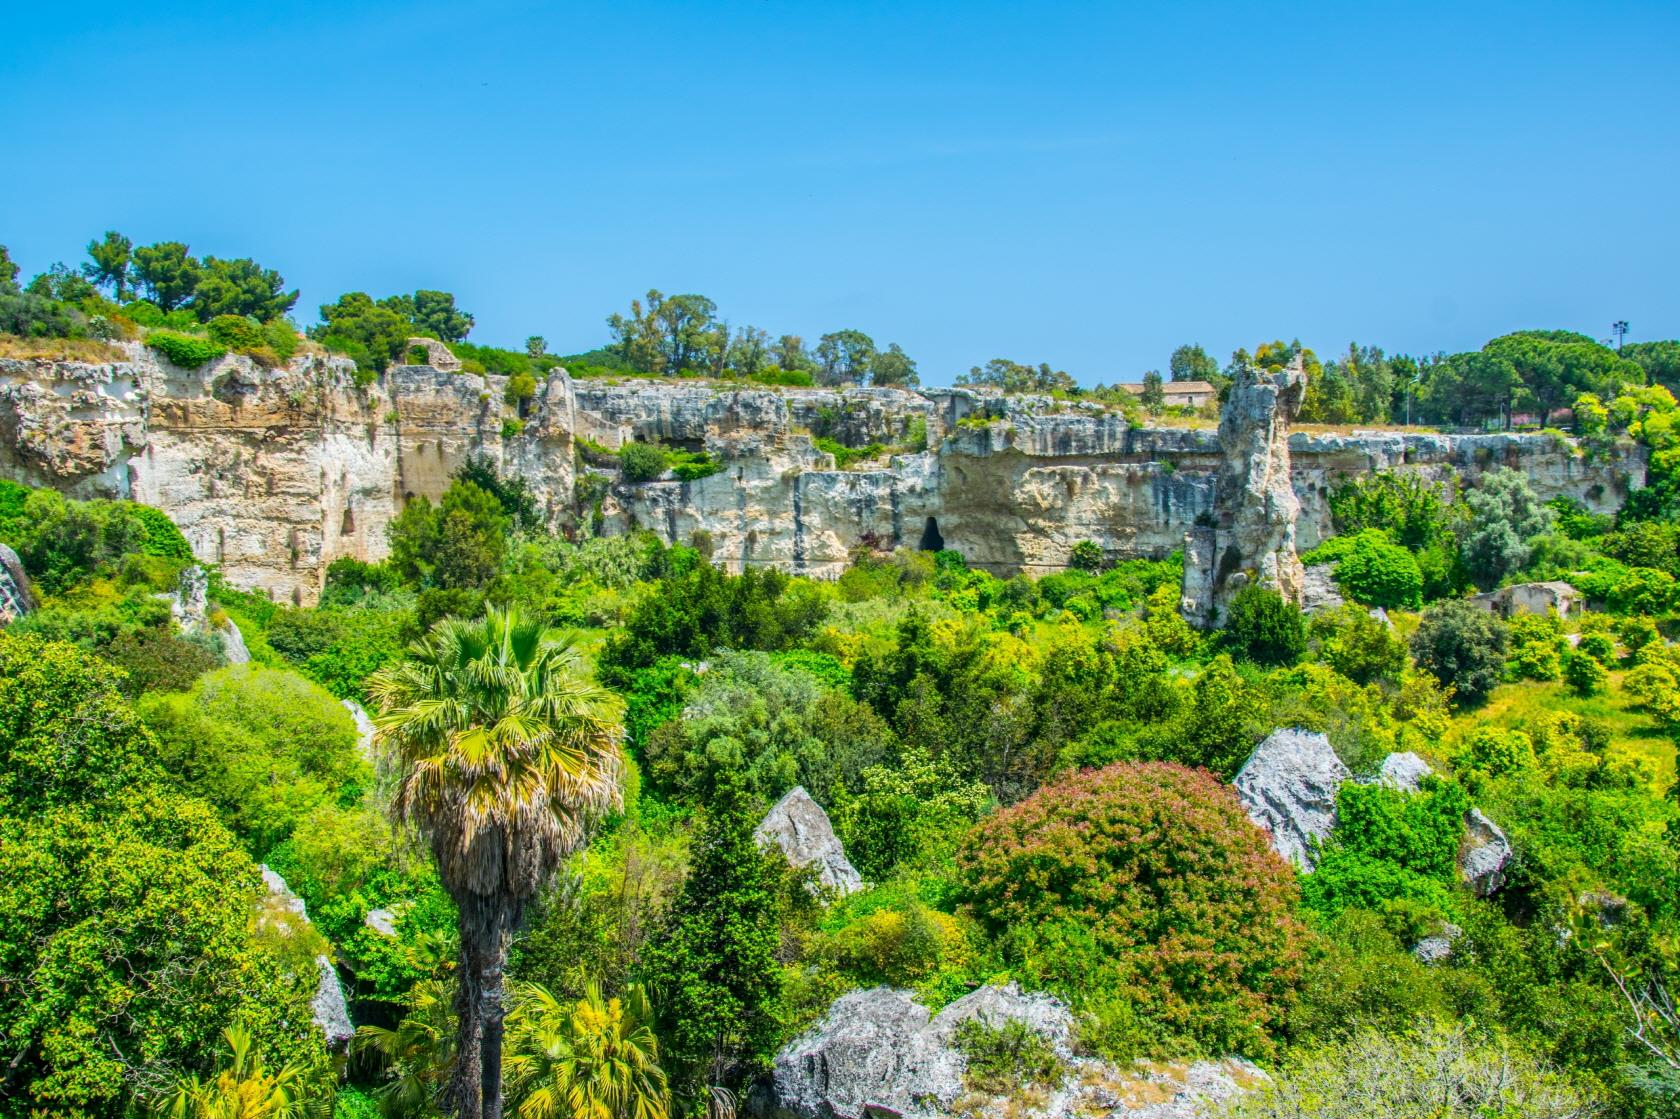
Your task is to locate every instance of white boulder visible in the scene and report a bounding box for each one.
[1233,728,1351,870]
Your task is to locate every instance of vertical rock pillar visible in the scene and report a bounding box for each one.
[1180,355,1307,627]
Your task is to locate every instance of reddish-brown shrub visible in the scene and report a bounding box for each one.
[956,761,1307,1054]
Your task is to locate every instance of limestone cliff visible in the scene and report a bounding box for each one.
[1180,356,1307,626]
[0,346,1643,607]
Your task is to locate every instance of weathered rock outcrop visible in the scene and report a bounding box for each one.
[754,786,864,896]
[258,865,355,1049]
[1181,357,1306,626]
[1233,728,1350,871]
[1461,807,1512,896]
[769,984,1264,1119]
[0,348,1639,605]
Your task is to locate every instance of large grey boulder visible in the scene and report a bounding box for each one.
[769,984,1263,1119]
[1233,728,1351,871]
[259,865,356,1049]
[1376,751,1434,793]
[1460,808,1512,897]
[770,987,962,1119]
[755,786,864,896]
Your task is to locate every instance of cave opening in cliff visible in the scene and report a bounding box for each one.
[919,516,944,552]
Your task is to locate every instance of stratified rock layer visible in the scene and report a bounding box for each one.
[1233,728,1351,871]
[0,348,1639,605]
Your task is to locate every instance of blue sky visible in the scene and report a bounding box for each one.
[2,1,1675,385]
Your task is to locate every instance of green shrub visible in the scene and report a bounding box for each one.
[1069,539,1105,572]
[670,450,724,481]
[1576,631,1614,666]
[145,329,226,368]
[1410,600,1508,707]
[1226,1020,1602,1118]
[130,502,193,559]
[957,761,1308,1055]
[751,366,815,387]
[1562,649,1608,696]
[1332,530,1424,609]
[952,1018,1064,1094]
[206,313,268,352]
[138,664,367,853]
[1302,780,1470,924]
[1508,639,1563,681]
[1226,584,1307,666]
[618,442,669,483]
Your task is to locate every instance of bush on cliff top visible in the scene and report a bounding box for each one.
[145,328,226,368]
[956,760,1308,1056]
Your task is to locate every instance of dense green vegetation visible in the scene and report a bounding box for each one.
[3,432,1677,1117]
[7,240,1680,1116]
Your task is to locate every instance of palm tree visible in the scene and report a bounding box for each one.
[154,1025,320,1119]
[504,982,669,1119]
[352,978,458,1118]
[368,607,624,1119]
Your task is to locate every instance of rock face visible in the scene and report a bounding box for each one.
[769,984,1264,1119]
[0,349,1639,605]
[1233,728,1351,871]
[1298,564,1345,614]
[754,786,864,896]
[1181,356,1307,627]
[1461,808,1512,896]
[258,866,355,1049]
[0,542,33,621]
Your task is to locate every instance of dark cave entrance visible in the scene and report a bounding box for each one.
[918,516,944,552]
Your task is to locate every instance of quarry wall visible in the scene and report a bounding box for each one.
[0,345,1643,606]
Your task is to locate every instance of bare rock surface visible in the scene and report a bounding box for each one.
[1181,356,1307,626]
[770,987,962,1119]
[0,542,33,621]
[1376,751,1434,793]
[0,351,1637,604]
[1298,564,1345,614]
[259,865,355,1049]
[755,786,864,895]
[1412,922,1463,964]
[1461,808,1512,896]
[1233,728,1350,871]
[769,984,1263,1119]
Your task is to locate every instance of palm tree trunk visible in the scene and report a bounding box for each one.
[450,893,516,1119]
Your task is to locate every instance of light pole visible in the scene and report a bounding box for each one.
[1613,320,1629,352]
